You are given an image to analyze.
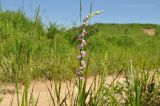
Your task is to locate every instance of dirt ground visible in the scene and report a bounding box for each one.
[0,75,125,106]
[142,28,156,36]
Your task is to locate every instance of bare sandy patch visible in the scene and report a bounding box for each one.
[0,75,125,106]
[142,28,156,36]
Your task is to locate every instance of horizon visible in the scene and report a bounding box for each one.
[1,0,160,26]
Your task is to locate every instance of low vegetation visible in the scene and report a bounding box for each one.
[0,10,160,106]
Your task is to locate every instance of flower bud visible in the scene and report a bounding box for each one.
[77,35,83,40]
[82,39,87,45]
[77,43,84,49]
[81,51,86,57]
[81,60,86,68]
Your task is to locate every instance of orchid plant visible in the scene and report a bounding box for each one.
[76,10,103,78]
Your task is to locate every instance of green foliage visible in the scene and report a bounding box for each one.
[0,10,160,106]
[0,11,160,82]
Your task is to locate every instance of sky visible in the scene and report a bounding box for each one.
[1,0,160,26]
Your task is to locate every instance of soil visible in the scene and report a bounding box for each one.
[0,75,125,106]
[142,28,156,36]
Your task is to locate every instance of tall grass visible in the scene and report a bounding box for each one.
[0,10,160,82]
[0,8,160,106]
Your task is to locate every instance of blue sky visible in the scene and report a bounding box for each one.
[1,0,160,26]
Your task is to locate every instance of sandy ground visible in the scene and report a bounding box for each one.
[0,75,125,106]
[142,28,156,36]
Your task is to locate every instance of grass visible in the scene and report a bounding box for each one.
[0,10,160,82]
[0,9,160,106]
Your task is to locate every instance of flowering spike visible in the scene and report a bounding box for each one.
[76,10,103,78]
[84,10,103,21]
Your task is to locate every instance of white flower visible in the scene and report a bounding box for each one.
[81,51,86,57]
[81,60,86,68]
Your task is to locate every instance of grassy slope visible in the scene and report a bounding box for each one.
[0,11,160,82]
